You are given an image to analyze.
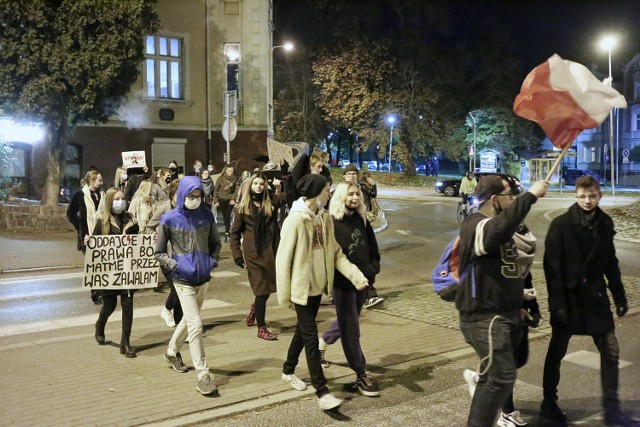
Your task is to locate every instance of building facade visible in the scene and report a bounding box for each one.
[4,0,273,198]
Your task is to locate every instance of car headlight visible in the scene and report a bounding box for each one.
[435,182,443,187]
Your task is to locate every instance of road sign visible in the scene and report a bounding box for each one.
[622,148,630,158]
[222,117,237,142]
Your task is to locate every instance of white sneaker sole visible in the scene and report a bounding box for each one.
[318,397,343,410]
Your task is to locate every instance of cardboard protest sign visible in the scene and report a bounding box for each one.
[122,151,147,168]
[312,148,329,165]
[84,234,159,290]
[267,138,294,165]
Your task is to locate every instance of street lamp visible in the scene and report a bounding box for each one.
[268,42,294,136]
[599,35,616,194]
[468,110,480,172]
[386,115,396,172]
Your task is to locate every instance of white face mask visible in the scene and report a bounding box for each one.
[112,199,126,214]
[207,167,214,172]
[121,174,128,181]
[184,197,201,210]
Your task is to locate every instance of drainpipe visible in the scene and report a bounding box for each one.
[205,0,212,163]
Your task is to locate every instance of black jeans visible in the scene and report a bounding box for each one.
[218,199,234,233]
[542,328,620,411]
[283,295,328,396]
[460,315,522,427]
[97,291,133,336]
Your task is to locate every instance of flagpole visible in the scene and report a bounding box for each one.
[545,143,572,182]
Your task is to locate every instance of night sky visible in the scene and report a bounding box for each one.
[275,0,640,82]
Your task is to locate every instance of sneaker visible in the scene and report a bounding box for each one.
[318,392,343,410]
[164,352,188,373]
[498,411,527,427]
[257,326,278,340]
[161,307,176,328]
[463,369,478,397]
[539,400,568,423]
[196,374,218,395]
[356,374,380,397]
[320,349,330,369]
[282,373,307,391]
[365,297,384,309]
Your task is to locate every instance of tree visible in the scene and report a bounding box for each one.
[0,0,158,206]
[0,138,16,200]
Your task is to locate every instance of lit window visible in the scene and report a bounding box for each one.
[145,35,183,99]
[590,147,596,163]
[224,43,241,98]
[636,113,640,131]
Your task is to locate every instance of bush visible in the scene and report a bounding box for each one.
[0,140,17,200]
[328,167,438,187]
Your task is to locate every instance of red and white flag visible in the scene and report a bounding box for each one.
[514,54,627,149]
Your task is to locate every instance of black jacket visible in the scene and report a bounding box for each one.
[543,203,626,335]
[332,213,380,287]
[455,192,538,322]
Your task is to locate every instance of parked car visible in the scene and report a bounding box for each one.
[562,169,605,186]
[435,172,523,197]
[415,164,427,174]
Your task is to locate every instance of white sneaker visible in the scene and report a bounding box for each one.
[281,373,307,391]
[161,307,175,327]
[498,411,527,427]
[365,297,384,309]
[463,369,478,397]
[318,393,343,410]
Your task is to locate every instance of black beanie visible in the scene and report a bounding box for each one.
[296,174,328,199]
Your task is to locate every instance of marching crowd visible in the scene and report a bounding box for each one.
[66,157,637,424]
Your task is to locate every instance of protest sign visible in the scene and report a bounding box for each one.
[84,234,159,290]
[122,151,147,168]
[267,138,294,165]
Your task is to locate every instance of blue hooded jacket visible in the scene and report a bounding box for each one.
[155,176,221,286]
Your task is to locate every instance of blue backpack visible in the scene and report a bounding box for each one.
[432,236,475,302]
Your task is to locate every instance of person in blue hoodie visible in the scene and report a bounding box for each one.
[155,176,222,396]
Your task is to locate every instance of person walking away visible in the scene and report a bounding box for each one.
[276,174,369,411]
[460,171,477,208]
[128,180,156,234]
[155,176,221,396]
[213,164,239,243]
[343,164,383,308]
[67,169,104,304]
[455,175,548,427]
[91,187,140,357]
[147,179,182,328]
[230,173,293,340]
[317,182,381,397]
[539,176,636,426]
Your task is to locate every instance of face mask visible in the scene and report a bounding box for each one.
[112,200,126,214]
[194,166,201,173]
[92,185,102,192]
[184,197,201,210]
[169,167,177,172]
[165,177,171,183]
[121,174,128,181]
[208,167,214,172]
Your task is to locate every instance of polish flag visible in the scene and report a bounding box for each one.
[514,54,627,149]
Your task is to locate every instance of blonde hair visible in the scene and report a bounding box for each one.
[329,182,366,222]
[236,174,274,217]
[114,167,127,188]
[84,170,101,187]
[133,180,153,203]
[98,187,126,235]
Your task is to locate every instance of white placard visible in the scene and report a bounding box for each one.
[83,234,159,290]
[121,151,147,168]
[267,138,294,165]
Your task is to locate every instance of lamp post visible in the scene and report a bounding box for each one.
[386,115,396,172]
[599,35,616,195]
[268,42,293,136]
[468,110,480,172]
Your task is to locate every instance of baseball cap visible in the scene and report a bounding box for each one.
[475,175,511,201]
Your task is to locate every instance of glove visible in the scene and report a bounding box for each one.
[523,288,537,301]
[551,309,568,326]
[616,304,628,317]
[234,257,245,269]
[280,160,290,174]
[527,312,543,328]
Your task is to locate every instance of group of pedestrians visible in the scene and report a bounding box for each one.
[455,174,636,427]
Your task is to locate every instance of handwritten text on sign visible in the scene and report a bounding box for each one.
[84,234,159,290]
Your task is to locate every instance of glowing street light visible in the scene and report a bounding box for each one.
[268,41,294,135]
[386,115,397,172]
[599,35,616,194]
[468,110,480,172]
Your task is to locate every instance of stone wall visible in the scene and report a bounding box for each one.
[0,202,74,232]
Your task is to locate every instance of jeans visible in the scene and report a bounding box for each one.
[218,199,233,234]
[283,295,328,396]
[460,316,522,427]
[322,285,368,375]
[97,291,133,336]
[542,328,620,411]
[168,281,210,380]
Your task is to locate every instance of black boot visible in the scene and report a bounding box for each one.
[119,334,137,358]
[95,321,105,345]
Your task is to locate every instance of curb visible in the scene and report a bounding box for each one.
[0,264,84,275]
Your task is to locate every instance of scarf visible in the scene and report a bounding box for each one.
[222,173,238,192]
[200,177,213,196]
[513,227,537,278]
[82,185,104,236]
[250,202,272,255]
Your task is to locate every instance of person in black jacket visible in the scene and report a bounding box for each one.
[540,176,635,426]
[317,182,381,397]
[455,175,548,427]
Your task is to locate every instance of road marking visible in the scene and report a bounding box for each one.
[0,272,83,285]
[563,350,633,370]
[396,230,410,235]
[0,298,232,338]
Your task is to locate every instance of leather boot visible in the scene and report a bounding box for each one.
[95,321,105,345]
[119,333,137,358]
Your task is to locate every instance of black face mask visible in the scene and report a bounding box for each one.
[345,206,357,213]
[165,177,171,183]
[250,190,262,202]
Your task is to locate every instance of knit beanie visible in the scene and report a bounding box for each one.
[296,174,328,199]
[343,163,359,175]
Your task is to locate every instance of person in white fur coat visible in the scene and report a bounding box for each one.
[276,174,368,411]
